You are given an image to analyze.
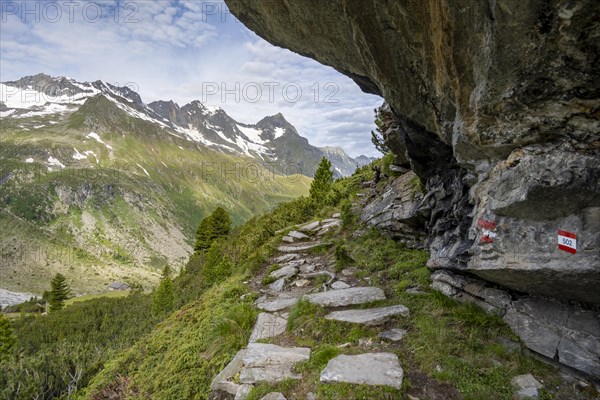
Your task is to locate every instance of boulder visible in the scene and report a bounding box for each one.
[325,305,409,326]
[305,287,385,307]
[320,353,403,388]
[360,172,427,242]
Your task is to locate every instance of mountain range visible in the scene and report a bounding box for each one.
[0,74,375,297]
[1,74,374,178]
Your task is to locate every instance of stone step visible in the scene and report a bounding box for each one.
[320,353,404,388]
[277,241,331,253]
[288,230,310,240]
[305,287,386,307]
[273,253,301,264]
[260,393,287,400]
[249,313,287,343]
[269,278,286,293]
[325,305,409,326]
[316,220,341,236]
[269,265,298,280]
[256,296,299,312]
[210,349,246,396]
[240,343,311,384]
[297,221,321,232]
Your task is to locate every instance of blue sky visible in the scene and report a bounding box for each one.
[0,0,383,157]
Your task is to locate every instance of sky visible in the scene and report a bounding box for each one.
[0,0,383,157]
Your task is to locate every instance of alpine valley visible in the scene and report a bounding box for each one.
[0,74,371,298]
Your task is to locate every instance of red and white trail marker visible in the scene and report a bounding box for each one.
[558,230,577,254]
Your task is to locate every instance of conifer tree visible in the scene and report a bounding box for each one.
[49,273,71,312]
[309,157,334,204]
[0,314,16,362]
[194,207,232,252]
[152,266,174,316]
[371,107,389,154]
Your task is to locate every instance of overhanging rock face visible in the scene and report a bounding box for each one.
[224,0,600,377]
[224,0,600,303]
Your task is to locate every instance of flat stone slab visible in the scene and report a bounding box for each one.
[282,236,294,243]
[235,384,252,400]
[305,287,386,307]
[379,328,407,342]
[278,242,330,253]
[288,230,310,240]
[256,297,299,312]
[282,259,306,269]
[270,265,298,279]
[249,313,288,343]
[332,213,341,218]
[320,353,403,388]
[299,264,316,273]
[321,218,339,224]
[240,343,311,384]
[210,349,246,395]
[511,374,543,399]
[273,254,300,263]
[269,278,286,292]
[260,393,287,400]
[325,305,409,326]
[331,281,351,290]
[298,221,321,232]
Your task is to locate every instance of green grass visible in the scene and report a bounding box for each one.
[64,291,129,306]
[81,276,258,399]
[248,222,595,400]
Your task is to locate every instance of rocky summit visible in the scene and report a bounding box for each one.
[226,0,599,379]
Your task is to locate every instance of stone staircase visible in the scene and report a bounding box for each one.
[210,214,409,400]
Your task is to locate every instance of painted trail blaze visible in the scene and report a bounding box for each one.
[558,230,577,254]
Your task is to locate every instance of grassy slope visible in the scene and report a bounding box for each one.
[0,100,310,294]
[79,167,596,400]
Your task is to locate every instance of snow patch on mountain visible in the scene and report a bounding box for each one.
[87,132,113,150]
[237,125,266,144]
[47,156,65,170]
[273,127,285,139]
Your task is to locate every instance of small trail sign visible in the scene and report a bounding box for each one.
[558,230,577,254]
